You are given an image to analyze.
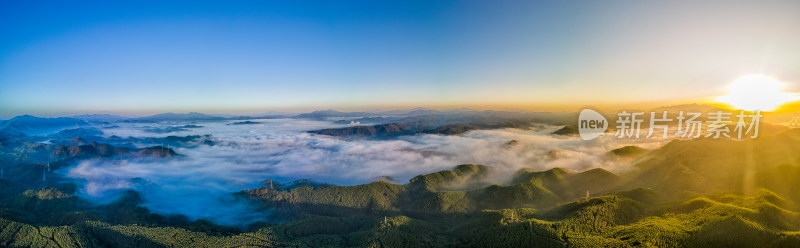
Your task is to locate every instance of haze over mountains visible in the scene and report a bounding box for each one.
[1,106,800,247]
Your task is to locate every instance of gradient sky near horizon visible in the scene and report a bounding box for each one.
[1,0,800,117]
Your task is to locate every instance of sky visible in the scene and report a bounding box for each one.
[1,0,800,117]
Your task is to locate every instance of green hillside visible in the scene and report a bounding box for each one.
[622,132,800,195]
[5,130,800,247]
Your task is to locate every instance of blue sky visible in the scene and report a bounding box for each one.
[1,0,799,117]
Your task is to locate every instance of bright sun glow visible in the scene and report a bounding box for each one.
[717,74,799,111]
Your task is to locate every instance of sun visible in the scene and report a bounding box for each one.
[716,74,799,112]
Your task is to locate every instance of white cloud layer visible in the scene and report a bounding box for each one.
[61,118,669,225]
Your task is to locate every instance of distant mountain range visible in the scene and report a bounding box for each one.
[292,108,442,119]
[0,115,88,135]
[309,111,573,137]
[69,114,131,122]
[128,112,227,122]
[1,104,779,138]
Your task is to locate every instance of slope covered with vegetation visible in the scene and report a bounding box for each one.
[4,128,800,247]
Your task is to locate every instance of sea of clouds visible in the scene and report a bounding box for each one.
[58,118,668,226]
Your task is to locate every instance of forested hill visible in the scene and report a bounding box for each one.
[4,129,800,247]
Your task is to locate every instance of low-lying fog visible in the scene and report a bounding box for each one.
[57,118,668,225]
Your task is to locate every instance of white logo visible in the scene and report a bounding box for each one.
[578,109,608,140]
